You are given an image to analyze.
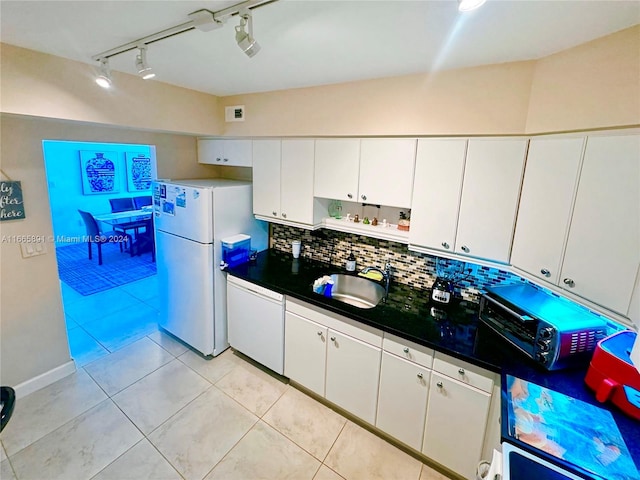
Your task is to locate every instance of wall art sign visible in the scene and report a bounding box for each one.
[125,152,153,192]
[0,181,25,221]
[80,150,120,195]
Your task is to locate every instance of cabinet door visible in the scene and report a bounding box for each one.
[560,134,640,313]
[284,312,327,396]
[281,140,315,224]
[223,139,253,167]
[376,352,430,450]
[326,329,381,424]
[252,140,281,219]
[314,139,360,201]
[455,139,527,263]
[511,137,584,284]
[197,139,225,164]
[422,373,491,479]
[359,139,416,208]
[409,139,467,252]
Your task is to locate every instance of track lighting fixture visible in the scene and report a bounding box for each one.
[90,0,271,88]
[95,58,112,88]
[235,11,261,58]
[135,45,156,80]
[458,0,487,12]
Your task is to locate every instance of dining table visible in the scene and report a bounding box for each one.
[94,207,154,255]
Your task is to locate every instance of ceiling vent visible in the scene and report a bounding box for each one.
[225,105,245,122]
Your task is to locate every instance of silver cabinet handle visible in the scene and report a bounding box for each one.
[540,268,550,277]
[403,347,409,353]
[361,195,367,201]
[282,213,287,218]
[317,331,323,336]
[223,158,229,162]
[330,336,336,342]
[461,245,470,253]
[563,278,575,287]
[417,373,423,379]
[272,211,277,216]
[441,242,450,249]
[436,382,443,388]
[458,368,465,375]
[347,193,353,199]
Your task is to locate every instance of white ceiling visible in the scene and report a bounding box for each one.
[1,1,639,96]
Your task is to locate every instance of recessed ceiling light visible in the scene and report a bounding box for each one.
[458,0,487,12]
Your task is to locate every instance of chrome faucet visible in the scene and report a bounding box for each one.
[360,262,392,299]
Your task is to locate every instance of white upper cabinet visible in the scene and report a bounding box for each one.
[198,139,252,167]
[511,137,585,284]
[314,138,416,208]
[253,139,318,227]
[454,138,528,263]
[409,139,467,253]
[281,140,316,225]
[252,139,281,219]
[358,139,416,207]
[314,139,360,202]
[560,134,640,314]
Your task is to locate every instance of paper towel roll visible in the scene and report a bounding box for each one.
[631,331,640,374]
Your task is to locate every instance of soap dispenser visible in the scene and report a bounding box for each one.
[346,251,356,272]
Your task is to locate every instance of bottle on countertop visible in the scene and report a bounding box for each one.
[346,252,356,272]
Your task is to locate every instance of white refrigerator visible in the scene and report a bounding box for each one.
[153,179,268,356]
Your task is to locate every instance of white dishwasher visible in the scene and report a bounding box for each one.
[227,275,285,375]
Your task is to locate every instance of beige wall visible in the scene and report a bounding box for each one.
[526,25,640,133]
[0,43,222,136]
[220,25,639,137]
[220,61,535,137]
[0,113,224,387]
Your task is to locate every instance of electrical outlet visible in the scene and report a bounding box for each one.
[20,241,47,258]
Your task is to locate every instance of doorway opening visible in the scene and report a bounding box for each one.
[43,140,160,366]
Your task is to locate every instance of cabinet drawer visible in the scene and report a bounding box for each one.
[286,298,383,347]
[383,333,434,369]
[433,352,495,393]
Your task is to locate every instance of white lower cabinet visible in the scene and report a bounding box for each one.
[283,312,327,396]
[376,352,430,450]
[283,300,496,479]
[326,330,382,424]
[422,358,493,480]
[284,299,383,424]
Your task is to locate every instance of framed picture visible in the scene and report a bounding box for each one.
[125,152,154,192]
[79,150,120,195]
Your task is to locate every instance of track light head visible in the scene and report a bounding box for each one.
[235,12,260,58]
[95,58,112,88]
[135,46,156,80]
[458,0,487,12]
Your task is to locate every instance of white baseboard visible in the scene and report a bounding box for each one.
[13,360,76,399]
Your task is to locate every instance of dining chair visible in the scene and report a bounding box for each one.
[78,210,132,265]
[109,197,134,213]
[133,195,152,209]
[132,217,155,262]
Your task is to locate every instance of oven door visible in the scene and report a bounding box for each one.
[501,442,594,480]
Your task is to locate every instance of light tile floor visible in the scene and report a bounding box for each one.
[0,276,453,480]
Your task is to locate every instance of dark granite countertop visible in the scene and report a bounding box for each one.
[227,249,639,471]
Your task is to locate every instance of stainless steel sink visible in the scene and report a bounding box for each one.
[326,274,385,309]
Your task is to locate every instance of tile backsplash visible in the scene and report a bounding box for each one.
[271,224,526,303]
